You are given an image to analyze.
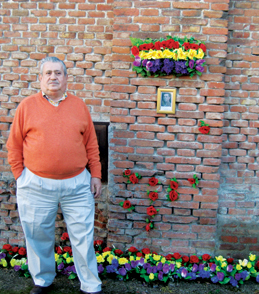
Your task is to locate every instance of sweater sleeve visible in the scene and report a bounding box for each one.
[6,105,25,180]
[83,109,102,179]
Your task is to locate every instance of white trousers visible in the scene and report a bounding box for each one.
[17,167,102,293]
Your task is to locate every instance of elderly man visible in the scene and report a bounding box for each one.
[7,57,104,294]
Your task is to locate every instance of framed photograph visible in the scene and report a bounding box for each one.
[156,88,176,114]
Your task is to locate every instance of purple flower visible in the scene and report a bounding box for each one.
[199,264,205,271]
[125,263,131,271]
[196,59,205,65]
[188,272,196,280]
[143,263,150,270]
[256,274,259,283]
[146,61,153,71]
[230,276,238,287]
[98,264,104,274]
[169,263,175,272]
[158,271,163,281]
[217,272,224,282]
[227,264,233,272]
[241,270,249,281]
[112,258,119,269]
[149,59,162,73]
[139,258,145,266]
[181,268,188,278]
[118,267,127,276]
[192,264,199,273]
[163,264,170,274]
[189,60,194,69]
[211,276,219,283]
[0,252,6,260]
[133,56,141,67]
[131,260,139,268]
[142,59,148,66]
[210,263,216,272]
[57,262,64,271]
[175,61,188,75]
[235,273,241,281]
[14,265,21,271]
[106,265,116,273]
[161,59,174,75]
[196,65,204,72]
[152,266,158,274]
[199,270,210,279]
[147,267,152,274]
[157,262,163,271]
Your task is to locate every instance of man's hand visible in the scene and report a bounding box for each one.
[91,177,102,198]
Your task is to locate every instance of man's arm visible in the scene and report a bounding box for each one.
[6,106,24,180]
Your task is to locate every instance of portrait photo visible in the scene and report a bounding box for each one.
[156,88,176,114]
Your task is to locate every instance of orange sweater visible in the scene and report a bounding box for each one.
[7,92,101,180]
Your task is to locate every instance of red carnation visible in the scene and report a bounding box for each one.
[103,247,111,252]
[190,255,199,263]
[165,254,174,260]
[202,254,211,261]
[199,43,206,52]
[183,42,191,51]
[12,246,19,253]
[149,191,158,202]
[188,178,196,185]
[154,41,161,50]
[190,44,199,50]
[145,224,151,232]
[61,232,69,241]
[123,200,132,209]
[149,177,159,186]
[173,252,182,260]
[227,258,234,264]
[56,246,63,255]
[173,41,179,49]
[18,247,26,256]
[136,252,143,257]
[129,174,138,184]
[124,169,131,176]
[147,206,158,217]
[170,181,178,190]
[115,249,123,256]
[2,244,12,251]
[182,255,189,263]
[165,39,175,49]
[131,46,139,56]
[160,40,168,48]
[169,190,178,201]
[95,240,103,246]
[63,246,72,255]
[199,126,210,134]
[128,246,138,253]
[142,248,151,255]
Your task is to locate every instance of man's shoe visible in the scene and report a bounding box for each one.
[80,290,104,294]
[30,285,52,294]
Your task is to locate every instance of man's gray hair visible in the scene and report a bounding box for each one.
[40,57,67,76]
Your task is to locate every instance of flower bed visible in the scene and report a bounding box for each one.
[1,236,259,288]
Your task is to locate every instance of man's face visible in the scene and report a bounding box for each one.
[164,93,170,101]
[39,62,67,97]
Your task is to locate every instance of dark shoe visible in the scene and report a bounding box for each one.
[80,290,104,294]
[30,285,52,294]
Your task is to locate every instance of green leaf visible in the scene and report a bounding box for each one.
[68,273,77,280]
[144,275,150,283]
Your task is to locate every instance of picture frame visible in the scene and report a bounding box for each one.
[156,88,176,114]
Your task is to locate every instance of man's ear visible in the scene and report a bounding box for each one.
[39,74,42,82]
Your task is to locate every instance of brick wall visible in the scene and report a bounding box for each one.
[0,0,258,257]
[217,0,259,258]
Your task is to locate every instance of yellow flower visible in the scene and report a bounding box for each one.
[10,259,16,267]
[130,256,135,261]
[21,258,27,265]
[187,49,197,60]
[102,251,111,258]
[161,257,166,264]
[176,48,187,60]
[139,51,148,59]
[236,264,242,271]
[149,273,154,280]
[215,256,226,262]
[145,50,155,59]
[96,255,105,263]
[153,254,161,261]
[1,259,7,267]
[66,257,73,264]
[145,254,152,260]
[119,258,129,265]
[162,49,177,59]
[247,262,252,269]
[152,50,164,59]
[221,262,227,268]
[249,254,256,261]
[216,266,221,272]
[239,259,248,267]
[107,255,117,264]
[55,254,59,261]
[196,48,204,59]
[176,262,181,268]
[136,256,142,261]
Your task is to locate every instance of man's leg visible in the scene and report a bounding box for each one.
[17,168,59,287]
[60,169,102,293]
